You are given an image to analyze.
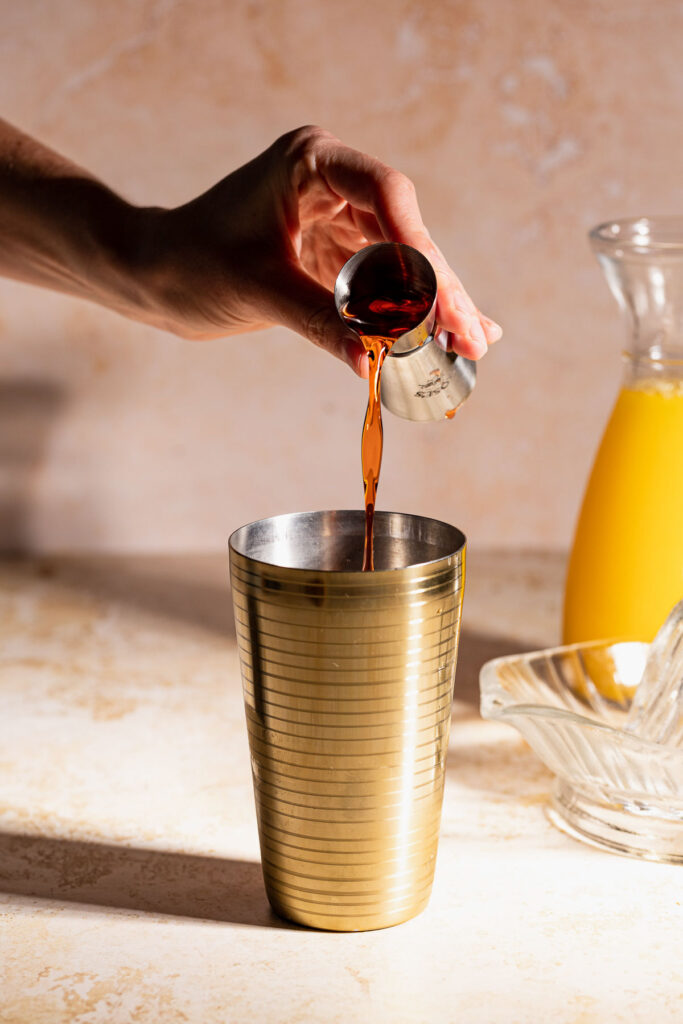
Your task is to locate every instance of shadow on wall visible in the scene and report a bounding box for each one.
[35,556,237,638]
[0,380,234,638]
[0,379,66,552]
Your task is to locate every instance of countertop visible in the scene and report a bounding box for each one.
[0,551,680,1023]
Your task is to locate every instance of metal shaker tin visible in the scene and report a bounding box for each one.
[230,509,466,930]
[334,242,477,422]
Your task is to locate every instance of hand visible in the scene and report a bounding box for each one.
[143,126,502,376]
[0,120,501,374]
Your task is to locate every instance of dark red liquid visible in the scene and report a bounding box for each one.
[341,288,433,571]
[341,290,433,339]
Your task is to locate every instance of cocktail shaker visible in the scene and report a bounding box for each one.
[334,242,477,422]
[230,509,466,931]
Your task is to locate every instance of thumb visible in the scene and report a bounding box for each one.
[264,263,369,378]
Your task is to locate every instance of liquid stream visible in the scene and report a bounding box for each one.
[359,334,392,571]
[341,289,433,571]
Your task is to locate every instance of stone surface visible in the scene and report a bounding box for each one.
[1,551,681,1023]
[0,1,682,551]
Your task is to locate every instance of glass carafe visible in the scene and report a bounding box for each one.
[563,217,683,644]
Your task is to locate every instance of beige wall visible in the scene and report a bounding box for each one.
[0,0,681,552]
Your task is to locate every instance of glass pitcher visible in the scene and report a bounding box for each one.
[563,217,683,644]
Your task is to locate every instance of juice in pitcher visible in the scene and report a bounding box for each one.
[564,378,683,642]
[563,218,683,644]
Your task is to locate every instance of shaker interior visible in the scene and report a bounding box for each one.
[229,510,465,573]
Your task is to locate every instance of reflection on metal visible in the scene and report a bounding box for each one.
[230,510,466,931]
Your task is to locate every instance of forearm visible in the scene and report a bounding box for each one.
[0,118,158,322]
[0,121,500,367]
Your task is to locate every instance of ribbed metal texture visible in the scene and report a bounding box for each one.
[230,511,465,931]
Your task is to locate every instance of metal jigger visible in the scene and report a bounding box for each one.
[334,242,477,422]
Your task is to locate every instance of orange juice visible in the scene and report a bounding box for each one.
[563,378,683,643]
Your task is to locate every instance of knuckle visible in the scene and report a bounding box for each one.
[279,125,332,162]
[275,126,338,189]
[383,167,415,197]
[304,304,333,346]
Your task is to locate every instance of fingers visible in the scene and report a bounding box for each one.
[480,314,503,343]
[308,131,502,358]
[261,260,369,378]
[432,263,503,358]
[386,215,503,359]
[420,236,502,356]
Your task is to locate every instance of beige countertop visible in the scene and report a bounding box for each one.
[0,551,680,1023]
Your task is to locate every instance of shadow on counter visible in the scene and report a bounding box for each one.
[453,627,532,711]
[448,627,555,798]
[0,831,297,929]
[6,556,236,640]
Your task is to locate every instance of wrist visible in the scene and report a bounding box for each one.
[112,202,175,327]
[124,204,212,338]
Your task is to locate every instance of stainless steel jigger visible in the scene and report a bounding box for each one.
[334,242,476,422]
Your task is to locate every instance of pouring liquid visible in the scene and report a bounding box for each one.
[563,379,683,643]
[340,290,434,570]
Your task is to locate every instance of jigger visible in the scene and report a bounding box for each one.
[334,242,477,422]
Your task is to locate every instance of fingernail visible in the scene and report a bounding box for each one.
[469,317,487,346]
[356,350,370,379]
[482,317,503,342]
[435,328,450,351]
[345,337,368,378]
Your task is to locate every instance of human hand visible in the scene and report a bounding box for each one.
[144,126,502,376]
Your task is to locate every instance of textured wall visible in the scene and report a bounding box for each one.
[0,0,681,552]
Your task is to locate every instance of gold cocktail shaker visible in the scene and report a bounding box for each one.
[230,509,465,931]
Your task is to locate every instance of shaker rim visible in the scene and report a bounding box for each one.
[228,509,466,575]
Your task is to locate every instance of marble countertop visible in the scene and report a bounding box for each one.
[1,551,680,1023]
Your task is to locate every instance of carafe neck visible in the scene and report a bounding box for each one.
[591,217,683,383]
[621,350,683,387]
